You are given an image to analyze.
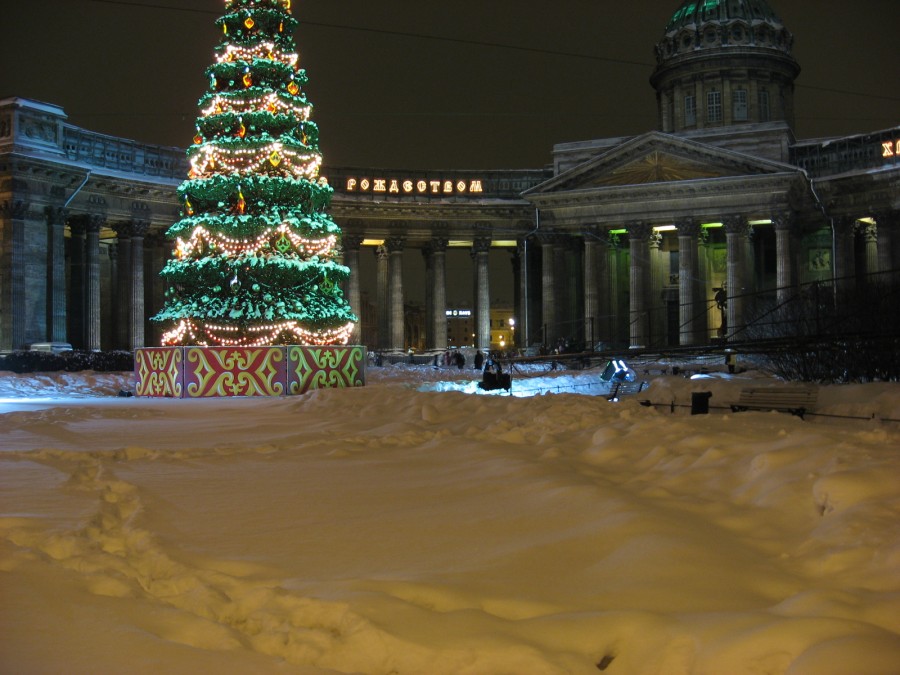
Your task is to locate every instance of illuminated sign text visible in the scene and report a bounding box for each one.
[882,140,900,158]
[343,177,484,196]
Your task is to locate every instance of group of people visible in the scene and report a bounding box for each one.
[436,349,466,369]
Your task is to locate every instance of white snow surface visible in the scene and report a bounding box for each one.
[1,363,899,675]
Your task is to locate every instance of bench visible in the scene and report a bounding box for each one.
[607,380,647,401]
[731,387,817,419]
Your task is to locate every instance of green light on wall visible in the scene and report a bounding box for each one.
[702,222,723,229]
[609,229,628,235]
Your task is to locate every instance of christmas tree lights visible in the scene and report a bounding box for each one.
[154,0,357,347]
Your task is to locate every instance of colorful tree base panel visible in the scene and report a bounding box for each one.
[135,346,366,398]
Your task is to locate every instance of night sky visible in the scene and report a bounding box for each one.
[2,0,898,171]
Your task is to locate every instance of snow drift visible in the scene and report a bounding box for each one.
[1,365,899,674]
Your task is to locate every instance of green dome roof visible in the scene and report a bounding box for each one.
[654,0,796,68]
[665,0,784,34]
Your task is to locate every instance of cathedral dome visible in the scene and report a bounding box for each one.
[650,0,801,134]
[664,0,785,36]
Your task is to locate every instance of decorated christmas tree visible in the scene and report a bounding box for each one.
[153,0,357,347]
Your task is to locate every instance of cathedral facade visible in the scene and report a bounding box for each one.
[1,0,898,353]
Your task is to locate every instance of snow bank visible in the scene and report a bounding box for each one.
[1,365,899,674]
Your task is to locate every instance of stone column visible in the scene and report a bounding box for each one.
[773,212,797,305]
[375,245,389,350]
[724,215,749,341]
[509,248,521,349]
[472,236,492,352]
[429,237,448,351]
[129,221,148,349]
[0,201,28,350]
[144,232,170,347]
[875,211,898,277]
[566,237,584,344]
[46,206,68,343]
[583,234,599,349]
[676,218,701,346]
[385,237,405,351]
[113,223,132,349]
[860,221,879,282]
[67,215,86,349]
[517,239,533,348]
[832,216,856,297]
[540,235,556,348]
[697,227,711,340]
[649,230,665,347]
[342,234,363,345]
[84,215,104,351]
[422,246,434,349]
[627,221,652,348]
[602,231,620,347]
[554,241,569,342]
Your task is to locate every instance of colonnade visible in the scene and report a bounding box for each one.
[1,207,898,353]
[343,235,496,353]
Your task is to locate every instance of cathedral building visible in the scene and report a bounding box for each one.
[1,0,897,353]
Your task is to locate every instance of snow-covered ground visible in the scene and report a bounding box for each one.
[1,362,899,674]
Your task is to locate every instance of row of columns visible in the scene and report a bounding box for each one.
[66,216,151,351]
[2,208,897,353]
[342,235,496,353]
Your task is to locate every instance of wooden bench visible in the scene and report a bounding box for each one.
[731,387,818,419]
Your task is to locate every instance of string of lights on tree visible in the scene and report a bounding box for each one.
[153,0,357,347]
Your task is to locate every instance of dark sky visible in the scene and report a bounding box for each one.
[3,0,898,170]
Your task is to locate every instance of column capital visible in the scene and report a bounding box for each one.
[45,205,68,226]
[113,220,150,238]
[471,236,492,256]
[423,237,448,256]
[112,221,131,239]
[675,217,702,237]
[1,200,30,220]
[857,220,877,242]
[385,236,405,253]
[771,211,796,231]
[342,234,364,251]
[131,220,150,238]
[723,215,748,235]
[626,220,653,240]
[68,212,105,235]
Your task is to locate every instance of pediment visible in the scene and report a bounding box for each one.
[527,131,799,195]
[588,150,725,186]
